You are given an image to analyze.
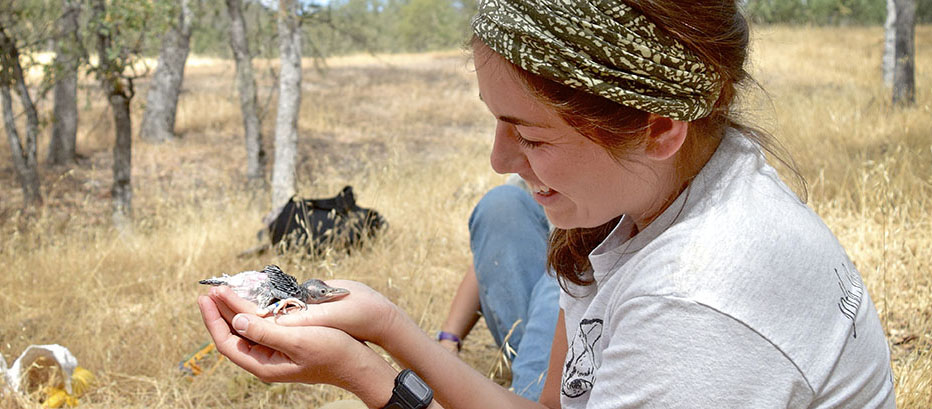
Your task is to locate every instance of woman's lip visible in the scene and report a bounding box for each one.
[533,189,559,205]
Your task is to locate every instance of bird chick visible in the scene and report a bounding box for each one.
[199,265,349,316]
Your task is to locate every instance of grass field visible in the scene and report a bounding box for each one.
[1,25,930,408]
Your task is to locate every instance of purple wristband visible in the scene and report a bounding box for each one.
[437,331,462,351]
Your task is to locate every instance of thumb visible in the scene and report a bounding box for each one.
[232,313,293,352]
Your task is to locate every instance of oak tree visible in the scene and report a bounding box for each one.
[271,0,302,207]
[89,0,171,228]
[139,0,195,143]
[0,26,43,207]
[892,0,916,105]
[225,0,266,183]
[47,0,83,167]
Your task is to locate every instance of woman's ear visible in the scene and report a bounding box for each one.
[644,115,689,161]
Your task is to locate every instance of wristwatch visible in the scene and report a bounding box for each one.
[382,369,433,409]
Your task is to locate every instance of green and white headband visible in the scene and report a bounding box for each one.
[472,0,721,121]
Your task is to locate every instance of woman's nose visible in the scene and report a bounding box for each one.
[489,122,525,174]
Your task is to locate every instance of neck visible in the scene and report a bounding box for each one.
[633,134,722,231]
[296,286,310,301]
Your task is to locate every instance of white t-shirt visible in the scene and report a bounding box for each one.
[559,131,896,408]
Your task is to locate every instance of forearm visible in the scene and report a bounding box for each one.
[440,265,482,340]
[341,347,398,407]
[386,307,548,409]
[337,343,447,409]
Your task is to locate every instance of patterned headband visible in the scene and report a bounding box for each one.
[471,0,721,121]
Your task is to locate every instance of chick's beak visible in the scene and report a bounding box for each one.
[328,287,350,298]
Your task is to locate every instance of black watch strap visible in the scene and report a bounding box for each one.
[382,369,433,409]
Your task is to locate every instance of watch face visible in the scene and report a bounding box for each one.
[394,369,433,409]
[402,374,431,398]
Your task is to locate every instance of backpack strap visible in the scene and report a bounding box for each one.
[305,186,356,211]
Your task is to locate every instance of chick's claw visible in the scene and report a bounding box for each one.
[265,298,308,316]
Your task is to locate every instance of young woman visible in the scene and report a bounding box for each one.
[199,0,896,407]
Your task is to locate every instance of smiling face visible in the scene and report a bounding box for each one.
[474,44,671,230]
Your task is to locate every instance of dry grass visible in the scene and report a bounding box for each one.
[1,26,930,408]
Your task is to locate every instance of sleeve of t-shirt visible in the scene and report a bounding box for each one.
[583,295,815,409]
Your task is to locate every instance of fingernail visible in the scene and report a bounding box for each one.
[232,314,249,333]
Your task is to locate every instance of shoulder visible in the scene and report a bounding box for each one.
[614,162,852,348]
[561,135,894,407]
[616,141,845,305]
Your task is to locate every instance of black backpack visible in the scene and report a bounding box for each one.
[247,186,386,257]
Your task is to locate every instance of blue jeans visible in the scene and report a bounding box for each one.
[469,185,560,401]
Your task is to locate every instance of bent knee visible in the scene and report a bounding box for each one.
[469,185,537,231]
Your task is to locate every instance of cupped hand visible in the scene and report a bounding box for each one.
[198,286,392,389]
[207,280,404,347]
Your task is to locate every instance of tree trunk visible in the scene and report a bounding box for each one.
[1,86,43,207]
[47,0,82,166]
[892,0,916,105]
[92,0,133,227]
[0,28,43,207]
[225,0,266,182]
[271,0,301,207]
[48,0,81,166]
[108,90,133,226]
[882,0,896,87]
[139,0,193,143]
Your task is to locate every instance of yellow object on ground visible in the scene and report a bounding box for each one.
[179,342,225,379]
[42,386,78,408]
[39,366,95,408]
[69,367,95,397]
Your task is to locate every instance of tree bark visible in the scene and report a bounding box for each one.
[108,90,133,226]
[225,0,266,182]
[882,0,895,87]
[892,0,916,105]
[48,0,81,167]
[92,0,133,227]
[271,0,301,207]
[0,28,43,207]
[139,0,193,143]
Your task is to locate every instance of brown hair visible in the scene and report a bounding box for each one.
[474,1,805,291]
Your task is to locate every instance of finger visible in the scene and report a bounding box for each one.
[201,296,299,380]
[273,301,340,327]
[322,279,357,288]
[230,313,300,353]
[198,295,235,343]
[210,285,259,314]
[221,332,297,381]
[209,288,239,324]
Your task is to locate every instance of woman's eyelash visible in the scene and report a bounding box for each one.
[515,132,544,148]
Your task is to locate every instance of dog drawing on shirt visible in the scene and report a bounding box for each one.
[562,318,603,398]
